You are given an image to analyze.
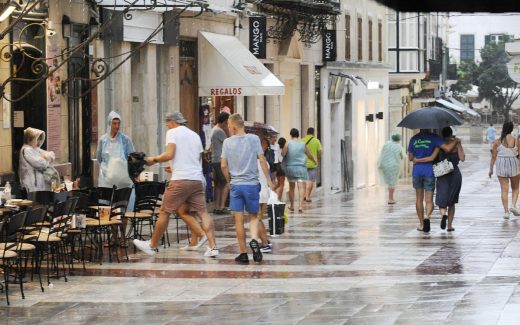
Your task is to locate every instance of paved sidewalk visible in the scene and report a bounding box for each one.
[2,143,520,325]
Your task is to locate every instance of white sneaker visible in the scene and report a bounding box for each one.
[196,235,208,249]
[510,207,520,216]
[133,239,158,256]
[179,244,199,251]
[504,212,510,219]
[204,246,219,258]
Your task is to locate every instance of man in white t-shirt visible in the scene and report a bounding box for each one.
[133,112,218,258]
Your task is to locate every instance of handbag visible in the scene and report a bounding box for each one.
[432,159,454,177]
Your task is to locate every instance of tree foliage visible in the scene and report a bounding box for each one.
[451,35,520,121]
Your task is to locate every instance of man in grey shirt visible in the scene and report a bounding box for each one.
[210,112,229,214]
[221,114,273,264]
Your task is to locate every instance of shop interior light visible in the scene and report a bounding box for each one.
[0,1,20,22]
[367,81,382,90]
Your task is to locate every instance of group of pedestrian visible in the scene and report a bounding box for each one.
[382,127,464,233]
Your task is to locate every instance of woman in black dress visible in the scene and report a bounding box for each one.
[414,127,465,231]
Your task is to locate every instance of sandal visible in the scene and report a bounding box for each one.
[388,201,396,205]
[298,208,304,213]
[288,206,294,212]
[447,228,455,232]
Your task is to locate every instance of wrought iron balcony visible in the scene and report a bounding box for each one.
[245,0,340,44]
[247,0,340,16]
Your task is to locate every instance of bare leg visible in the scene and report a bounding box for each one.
[150,211,170,248]
[415,188,425,229]
[498,177,510,213]
[248,213,259,241]
[220,183,230,210]
[425,190,434,219]
[249,203,267,244]
[177,210,205,240]
[305,181,314,201]
[297,181,306,211]
[511,175,520,208]
[233,211,247,253]
[177,204,203,246]
[388,187,395,203]
[199,211,217,248]
[276,176,285,201]
[447,204,455,229]
[288,182,296,209]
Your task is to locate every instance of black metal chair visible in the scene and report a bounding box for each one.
[0,212,27,304]
[124,182,160,246]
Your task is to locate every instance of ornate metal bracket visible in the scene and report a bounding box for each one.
[0,0,208,102]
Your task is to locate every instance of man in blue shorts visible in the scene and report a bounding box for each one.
[408,129,459,232]
[221,114,274,263]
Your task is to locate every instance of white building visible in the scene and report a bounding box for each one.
[320,0,389,190]
[448,13,520,64]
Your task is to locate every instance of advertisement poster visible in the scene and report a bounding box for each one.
[46,41,61,157]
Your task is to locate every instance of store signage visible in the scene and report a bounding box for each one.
[322,30,337,62]
[210,88,243,96]
[249,16,266,59]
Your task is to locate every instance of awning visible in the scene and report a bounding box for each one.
[198,31,285,97]
[435,98,466,114]
[446,97,480,117]
[435,98,480,117]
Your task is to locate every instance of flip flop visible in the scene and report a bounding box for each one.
[447,228,455,232]
[388,201,396,205]
[288,207,294,212]
[298,208,304,213]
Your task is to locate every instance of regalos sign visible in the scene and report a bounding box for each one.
[210,88,243,96]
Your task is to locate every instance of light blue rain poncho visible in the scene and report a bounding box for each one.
[96,111,136,211]
[377,133,405,188]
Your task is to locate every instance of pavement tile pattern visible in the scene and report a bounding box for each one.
[1,143,520,324]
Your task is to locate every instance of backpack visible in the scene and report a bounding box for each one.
[264,147,275,171]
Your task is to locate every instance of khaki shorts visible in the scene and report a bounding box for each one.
[160,180,207,215]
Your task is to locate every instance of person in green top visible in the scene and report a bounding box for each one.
[301,127,322,202]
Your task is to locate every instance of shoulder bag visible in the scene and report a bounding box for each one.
[432,151,453,178]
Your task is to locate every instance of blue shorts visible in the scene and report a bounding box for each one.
[412,176,436,191]
[230,184,261,214]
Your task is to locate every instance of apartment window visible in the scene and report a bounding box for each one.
[368,20,373,61]
[460,34,474,62]
[357,17,362,61]
[345,15,351,61]
[378,21,382,62]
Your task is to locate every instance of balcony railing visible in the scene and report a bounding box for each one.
[246,0,340,44]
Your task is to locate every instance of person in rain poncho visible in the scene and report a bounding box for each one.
[377,133,404,205]
[96,111,135,189]
[19,127,56,192]
[96,111,135,247]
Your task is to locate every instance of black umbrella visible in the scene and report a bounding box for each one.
[397,106,464,129]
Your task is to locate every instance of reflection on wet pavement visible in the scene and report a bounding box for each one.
[2,143,520,324]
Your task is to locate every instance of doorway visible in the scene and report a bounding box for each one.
[11,45,46,178]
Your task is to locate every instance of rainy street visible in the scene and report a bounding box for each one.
[2,134,520,324]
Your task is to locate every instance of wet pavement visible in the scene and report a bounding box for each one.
[2,143,520,324]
